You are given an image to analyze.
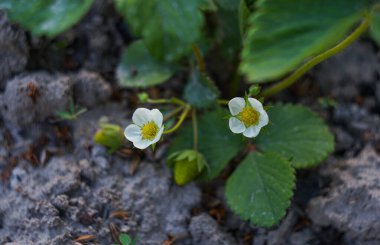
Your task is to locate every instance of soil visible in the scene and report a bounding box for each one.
[1,1,380,245]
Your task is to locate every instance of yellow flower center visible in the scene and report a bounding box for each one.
[238,106,259,126]
[141,121,159,140]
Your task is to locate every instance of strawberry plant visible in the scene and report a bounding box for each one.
[3,0,379,227]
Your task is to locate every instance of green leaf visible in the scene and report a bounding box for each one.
[238,0,251,37]
[119,234,131,245]
[243,0,256,11]
[200,0,218,11]
[217,7,242,58]
[117,41,174,88]
[167,109,245,180]
[168,150,208,171]
[0,0,94,37]
[240,0,372,82]
[216,0,239,10]
[370,5,380,45]
[248,84,261,96]
[56,98,87,121]
[238,0,256,36]
[255,104,334,168]
[115,0,205,62]
[56,111,73,120]
[225,152,295,227]
[183,69,220,109]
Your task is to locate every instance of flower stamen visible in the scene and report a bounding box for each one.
[141,121,159,140]
[239,107,259,127]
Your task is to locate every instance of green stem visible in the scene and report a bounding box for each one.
[147,97,187,107]
[192,109,198,150]
[192,44,206,73]
[164,106,184,122]
[217,99,229,105]
[163,105,191,134]
[261,15,371,98]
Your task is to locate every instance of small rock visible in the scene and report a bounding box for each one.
[51,195,69,210]
[10,167,27,190]
[43,172,81,196]
[0,70,113,127]
[308,146,380,241]
[0,72,72,127]
[190,213,236,245]
[35,201,63,228]
[72,70,112,108]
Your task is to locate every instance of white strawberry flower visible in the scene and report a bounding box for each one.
[124,108,164,149]
[228,97,269,138]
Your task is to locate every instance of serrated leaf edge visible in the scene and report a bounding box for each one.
[225,151,296,228]
[257,103,335,169]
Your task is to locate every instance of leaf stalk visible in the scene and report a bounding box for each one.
[163,105,191,134]
[261,14,371,98]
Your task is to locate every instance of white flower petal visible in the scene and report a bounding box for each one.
[132,108,151,126]
[247,98,264,111]
[133,138,152,149]
[258,109,269,127]
[151,126,164,144]
[228,97,245,116]
[229,117,246,133]
[124,124,141,142]
[150,109,163,127]
[243,126,261,138]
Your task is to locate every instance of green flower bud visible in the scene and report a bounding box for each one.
[137,92,149,103]
[248,84,261,96]
[168,150,208,186]
[93,123,124,153]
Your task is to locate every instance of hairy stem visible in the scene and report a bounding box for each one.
[192,109,198,150]
[261,15,370,98]
[192,44,206,73]
[147,97,187,107]
[164,106,184,122]
[217,99,229,105]
[163,105,191,134]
